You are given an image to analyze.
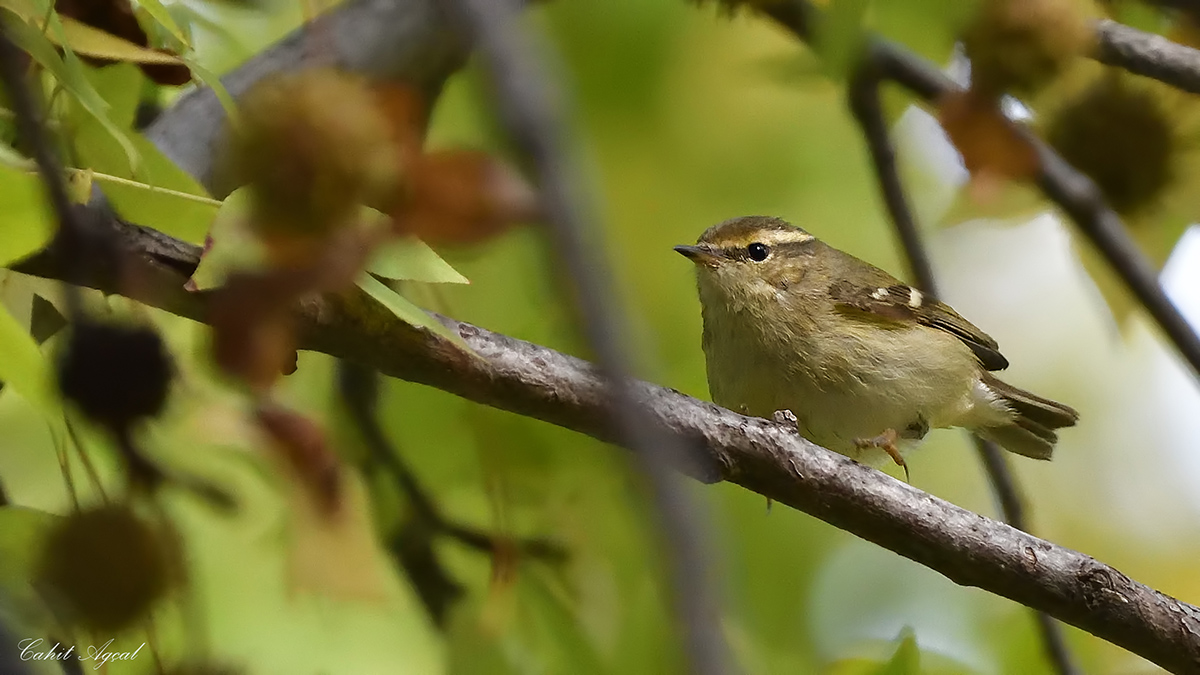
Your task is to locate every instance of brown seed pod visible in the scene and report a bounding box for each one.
[37,505,179,633]
[1045,74,1176,215]
[227,68,402,239]
[962,0,1092,96]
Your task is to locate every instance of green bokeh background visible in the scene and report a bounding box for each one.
[2,0,1200,673]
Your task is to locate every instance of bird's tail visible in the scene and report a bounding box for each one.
[976,374,1079,460]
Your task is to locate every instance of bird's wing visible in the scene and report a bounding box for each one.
[827,278,1010,371]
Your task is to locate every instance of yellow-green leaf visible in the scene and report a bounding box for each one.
[133,0,190,48]
[83,62,142,129]
[0,165,55,267]
[367,237,469,285]
[356,273,473,353]
[1,10,141,171]
[189,189,265,290]
[57,17,184,64]
[67,64,217,243]
[0,302,54,413]
[873,629,920,675]
[180,56,238,121]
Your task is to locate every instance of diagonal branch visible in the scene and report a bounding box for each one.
[12,221,1200,672]
[1093,19,1200,96]
[848,55,1081,675]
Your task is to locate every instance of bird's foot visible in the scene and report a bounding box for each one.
[855,428,909,482]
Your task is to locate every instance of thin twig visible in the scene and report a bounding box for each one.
[0,29,84,317]
[450,3,730,673]
[336,362,567,625]
[848,54,1081,675]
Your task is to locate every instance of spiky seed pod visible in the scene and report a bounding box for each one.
[228,68,402,239]
[37,505,178,633]
[962,0,1092,96]
[1045,74,1176,215]
[57,322,173,434]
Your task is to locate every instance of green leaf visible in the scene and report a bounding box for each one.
[356,273,474,352]
[0,141,29,169]
[367,237,469,285]
[0,302,55,413]
[0,506,59,586]
[181,55,238,122]
[57,16,185,64]
[1,9,141,171]
[133,0,190,48]
[67,63,217,243]
[0,166,54,267]
[874,629,920,675]
[188,188,265,290]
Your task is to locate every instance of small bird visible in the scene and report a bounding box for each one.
[675,215,1078,474]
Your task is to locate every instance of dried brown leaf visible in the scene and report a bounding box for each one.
[255,404,341,515]
[397,150,540,245]
[939,89,1041,194]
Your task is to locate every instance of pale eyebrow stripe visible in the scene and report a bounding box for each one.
[757,230,814,246]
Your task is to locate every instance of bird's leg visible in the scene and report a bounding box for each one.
[855,428,909,482]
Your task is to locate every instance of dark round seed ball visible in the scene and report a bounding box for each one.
[57,322,173,431]
[1046,77,1174,216]
[37,505,174,633]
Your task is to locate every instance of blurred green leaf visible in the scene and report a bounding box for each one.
[874,628,920,675]
[0,166,54,268]
[181,56,238,121]
[68,63,217,243]
[134,0,190,48]
[57,17,185,64]
[367,236,470,285]
[357,273,473,352]
[0,302,54,413]
[1,5,141,170]
[188,188,263,290]
[0,506,58,585]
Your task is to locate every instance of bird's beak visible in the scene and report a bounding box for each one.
[674,244,720,266]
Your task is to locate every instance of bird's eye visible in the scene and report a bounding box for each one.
[747,243,770,262]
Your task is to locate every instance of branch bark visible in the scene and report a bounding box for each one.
[1094,19,1200,96]
[13,221,1200,672]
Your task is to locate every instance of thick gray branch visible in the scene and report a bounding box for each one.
[13,222,1200,673]
[145,0,468,194]
[1094,19,1200,95]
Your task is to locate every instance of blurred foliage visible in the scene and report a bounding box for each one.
[1,0,1200,674]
